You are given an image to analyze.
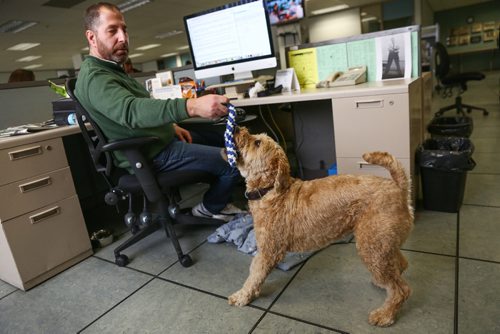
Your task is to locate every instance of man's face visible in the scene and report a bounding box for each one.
[87,8,129,64]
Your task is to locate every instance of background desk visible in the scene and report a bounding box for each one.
[0,126,92,290]
[232,78,422,201]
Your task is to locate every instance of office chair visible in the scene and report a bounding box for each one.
[433,42,488,116]
[66,78,222,268]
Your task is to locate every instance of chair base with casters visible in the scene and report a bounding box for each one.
[65,78,225,268]
[435,95,489,117]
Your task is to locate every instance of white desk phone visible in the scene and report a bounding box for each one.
[317,66,367,88]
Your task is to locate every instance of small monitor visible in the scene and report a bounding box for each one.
[183,0,277,81]
[266,0,305,25]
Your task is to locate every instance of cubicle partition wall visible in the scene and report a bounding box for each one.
[0,82,57,129]
[271,25,422,182]
[286,25,421,86]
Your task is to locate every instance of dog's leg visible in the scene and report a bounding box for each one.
[368,275,411,327]
[356,237,411,327]
[228,249,285,307]
[397,249,409,274]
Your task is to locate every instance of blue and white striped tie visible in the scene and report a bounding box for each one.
[224,104,238,167]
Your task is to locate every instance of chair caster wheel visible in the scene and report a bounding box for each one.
[115,254,129,267]
[180,255,193,267]
[131,224,140,235]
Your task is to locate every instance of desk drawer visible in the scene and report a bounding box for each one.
[0,138,68,186]
[333,93,410,157]
[0,167,77,223]
[0,195,91,284]
[337,157,410,179]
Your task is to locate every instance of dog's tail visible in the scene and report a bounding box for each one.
[362,151,410,195]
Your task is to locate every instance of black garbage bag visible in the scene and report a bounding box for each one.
[417,137,476,172]
[427,115,473,138]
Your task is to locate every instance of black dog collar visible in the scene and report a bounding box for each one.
[245,186,274,200]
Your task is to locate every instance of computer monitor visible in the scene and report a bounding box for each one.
[183,0,277,81]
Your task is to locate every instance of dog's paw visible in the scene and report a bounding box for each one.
[368,308,395,327]
[228,289,252,307]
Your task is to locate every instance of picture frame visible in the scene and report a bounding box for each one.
[447,36,458,47]
[470,35,482,44]
[483,30,496,42]
[471,23,482,33]
[458,34,470,45]
[483,21,495,31]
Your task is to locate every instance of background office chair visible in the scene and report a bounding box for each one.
[433,42,488,116]
[66,78,222,268]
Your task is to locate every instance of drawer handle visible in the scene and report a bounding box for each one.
[8,145,43,161]
[29,206,60,224]
[19,176,52,193]
[355,100,383,108]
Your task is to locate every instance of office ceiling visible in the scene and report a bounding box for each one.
[0,0,491,73]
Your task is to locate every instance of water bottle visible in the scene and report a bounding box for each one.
[67,113,77,125]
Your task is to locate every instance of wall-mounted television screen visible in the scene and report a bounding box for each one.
[266,0,305,25]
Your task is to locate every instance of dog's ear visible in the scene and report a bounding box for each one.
[272,154,290,192]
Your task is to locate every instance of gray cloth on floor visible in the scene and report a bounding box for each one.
[207,213,315,271]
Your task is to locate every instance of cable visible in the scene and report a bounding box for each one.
[266,104,287,153]
[258,105,279,143]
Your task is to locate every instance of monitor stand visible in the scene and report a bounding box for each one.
[206,72,256,99]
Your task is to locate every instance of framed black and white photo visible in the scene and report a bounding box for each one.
[375,32,412,80]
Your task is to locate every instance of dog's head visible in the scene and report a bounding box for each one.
[231,126,290,193]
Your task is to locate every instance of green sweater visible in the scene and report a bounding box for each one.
[75,56,189,169]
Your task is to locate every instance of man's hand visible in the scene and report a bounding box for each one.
[173,124,192,143]
[186,94,229,119]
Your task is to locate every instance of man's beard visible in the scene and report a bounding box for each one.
[96,39,129,64]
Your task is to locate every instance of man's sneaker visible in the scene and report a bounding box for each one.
[192,203,246,222]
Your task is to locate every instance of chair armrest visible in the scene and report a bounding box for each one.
[105,137,163,203]
[101,136,159,152]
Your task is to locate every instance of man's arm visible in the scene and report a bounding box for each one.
[186,94,229,119]
[86,72,189,128]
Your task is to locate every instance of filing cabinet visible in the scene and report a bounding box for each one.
[0,135,92,290]
[332,79,422,202]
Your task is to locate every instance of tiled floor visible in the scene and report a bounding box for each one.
[1,72,499,334]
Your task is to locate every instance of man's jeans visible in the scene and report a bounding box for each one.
[152,139,241,214]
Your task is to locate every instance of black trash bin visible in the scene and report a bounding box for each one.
[427,115,473,138]
[417,137,476,213]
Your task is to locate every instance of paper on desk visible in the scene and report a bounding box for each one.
[288,48,318,89]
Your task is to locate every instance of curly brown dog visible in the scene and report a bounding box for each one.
[227,127,414,327]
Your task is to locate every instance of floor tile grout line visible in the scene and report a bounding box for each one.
[462,203,500,209]
[78,249,222,333]
[458,256,500,265]
[453,211,461,334]
[247,249,348,334]
[263,310,350,334]
[247,260,309,334]
[0,289,18,302]
[92,246,350,334]
[76,275,156,333]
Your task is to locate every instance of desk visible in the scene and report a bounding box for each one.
[0,125,92,290]
[233,78,422,201]
[0,78,422,290]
